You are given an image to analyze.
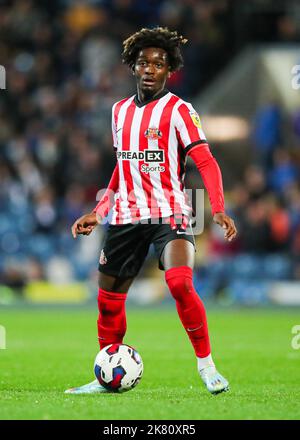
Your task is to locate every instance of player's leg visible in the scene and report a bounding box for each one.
[162,239,212,360]
[65,273,135,395]
[97,272,134,350]
[66,224,146,394]
[161,239,229,394]
[95,223,150,351]
[99,272,134,292]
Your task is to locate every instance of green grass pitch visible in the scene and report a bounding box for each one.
[0,306,299,420]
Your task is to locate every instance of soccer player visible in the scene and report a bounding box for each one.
[66,27,237,395]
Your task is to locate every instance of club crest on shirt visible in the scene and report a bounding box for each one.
[144,127,162,140]
[99,249,107,265]
[189,111,202,129]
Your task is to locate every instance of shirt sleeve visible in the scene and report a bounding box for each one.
[175,102,208,154]
[93,163,119,219]
[112,103,118,152]
[188,145,225,215]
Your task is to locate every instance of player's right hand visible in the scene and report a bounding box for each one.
[71,212,99,238]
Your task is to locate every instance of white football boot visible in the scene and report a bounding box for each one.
[199,366,229,395]
[64,379,109,394]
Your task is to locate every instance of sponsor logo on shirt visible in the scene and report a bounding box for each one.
[144,127,162,139]
[140,164,165,174]
[116,149,165,174]
[189,111,202,129]
[116,150,165,162]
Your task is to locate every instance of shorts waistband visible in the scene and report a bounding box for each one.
[131,214,189,226]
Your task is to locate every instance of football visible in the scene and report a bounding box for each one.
[94,343,143,392]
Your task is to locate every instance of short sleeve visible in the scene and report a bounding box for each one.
[175,102,207,154]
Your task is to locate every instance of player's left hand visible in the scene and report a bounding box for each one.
[213,212,237,242]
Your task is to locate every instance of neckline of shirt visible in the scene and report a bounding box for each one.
[133,89,170,108]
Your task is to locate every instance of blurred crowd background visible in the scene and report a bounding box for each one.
[0,0,300,304]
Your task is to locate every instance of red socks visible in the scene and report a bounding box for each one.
[97,288,127,350]
[97,268,210,358]
[165,266,211,358]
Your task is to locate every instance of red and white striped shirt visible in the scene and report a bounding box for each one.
[105,89,207,225]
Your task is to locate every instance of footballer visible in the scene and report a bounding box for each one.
[66,27,237,395]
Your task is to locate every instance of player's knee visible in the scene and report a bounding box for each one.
[166,277,194,300]
[165,266,194,301]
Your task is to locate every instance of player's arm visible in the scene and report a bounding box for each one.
[72,103,120,238]
[188,145,237,242]
[93,162,119,221]
[175,102,237,242]
[71,163,119,238]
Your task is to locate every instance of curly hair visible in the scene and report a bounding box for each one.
[122,27,187,72]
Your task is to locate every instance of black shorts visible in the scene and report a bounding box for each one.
[98,220,195,278]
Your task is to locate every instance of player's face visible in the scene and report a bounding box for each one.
[134,47,170,97]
